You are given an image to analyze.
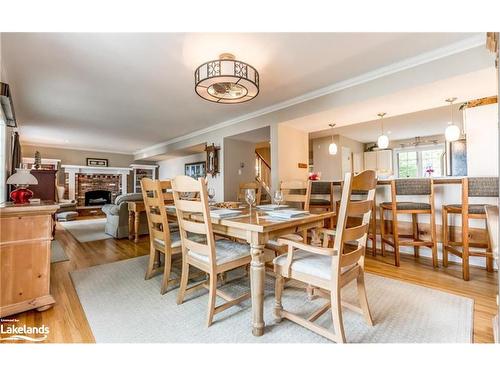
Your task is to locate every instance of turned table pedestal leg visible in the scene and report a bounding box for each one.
[250,237,266,336]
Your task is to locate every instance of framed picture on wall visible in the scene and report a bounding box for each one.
[185,161,206,179]
[86,158,108,167]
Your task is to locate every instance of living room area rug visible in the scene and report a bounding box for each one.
[70,256,474,343]
[60,218,112,243]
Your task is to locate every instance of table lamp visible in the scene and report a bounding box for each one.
[6,168,38,204]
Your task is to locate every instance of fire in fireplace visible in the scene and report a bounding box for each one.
[85,190,112,206]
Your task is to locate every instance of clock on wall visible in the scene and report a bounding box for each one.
[205,143,220,176]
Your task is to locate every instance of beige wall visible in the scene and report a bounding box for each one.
[21,144,136,167]
[21,144,147,193]
[223,138,257,201]
[312,135,364,180]
[277,124,309,183]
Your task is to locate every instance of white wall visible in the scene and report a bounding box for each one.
[157,152,205,179]
[465,103,498,176]
[223,138,257,201]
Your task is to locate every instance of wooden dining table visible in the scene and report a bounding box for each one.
[167,206,335,336]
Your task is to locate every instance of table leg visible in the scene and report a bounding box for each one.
[128,210,134,241]
[134,211,140,243]
[250,238,265,336]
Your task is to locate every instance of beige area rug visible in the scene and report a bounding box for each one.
[60,218,112,243]
[70,256,473,343]
[51,239,69,263]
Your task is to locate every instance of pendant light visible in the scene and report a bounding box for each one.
[328,123,337,155]
[377,112,389,149]
[194,53,259,104]
[444,97,460,142]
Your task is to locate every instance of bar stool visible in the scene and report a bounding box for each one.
[442,177,498,281]
[380,178,437,267]
[309,181,334,228]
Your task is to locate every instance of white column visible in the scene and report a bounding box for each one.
[121,173,128,195]
[67,169,76,201]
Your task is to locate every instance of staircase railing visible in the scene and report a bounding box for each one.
[255,151,271,201]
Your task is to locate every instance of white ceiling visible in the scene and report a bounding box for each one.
[302,67,497,137]
[310,103,463,143]
[1,32,483,154]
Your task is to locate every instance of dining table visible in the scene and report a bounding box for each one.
[166,205,336,336]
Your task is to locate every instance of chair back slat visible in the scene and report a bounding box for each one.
[141,178,174,250]
[331,170,377,276]
[237,181,262,204]
[343,223,370,242]
[280,180,311,210]
[175,199,203,213]
[347,200,373,216]
[180,218,207,234]
[340,246,364,267]
[172,176,216,268]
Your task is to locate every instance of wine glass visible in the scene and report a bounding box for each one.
[245,189,256,215]
[274,190,284,208]
[207,187,215,204]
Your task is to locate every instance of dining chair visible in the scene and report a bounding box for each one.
[379,178,437,267]
[442,177,498,280]
[335,179,378,256]
[266,179,312,254]
[141,178,181,294]
[237,181,262,205]
[171,175,252,327]
[273,170,377,343]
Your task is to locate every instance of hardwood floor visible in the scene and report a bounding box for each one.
[1,221,497,343]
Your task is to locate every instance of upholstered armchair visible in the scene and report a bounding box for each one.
[102,193,148,239]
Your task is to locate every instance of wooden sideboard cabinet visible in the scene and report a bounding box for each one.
[0,201,59,318]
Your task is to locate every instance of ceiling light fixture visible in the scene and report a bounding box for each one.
[377,112,389,149]
[194,53,259,104]
[444,97,460,142]
[328,123,337,155]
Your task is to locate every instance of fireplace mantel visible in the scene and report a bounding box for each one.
[62,165,132,201]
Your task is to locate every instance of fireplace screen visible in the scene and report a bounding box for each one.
[85,190,112,206]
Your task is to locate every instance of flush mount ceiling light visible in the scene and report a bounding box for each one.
[377,112,389,149]
[194,53,259,104]
[444,97,460,142]
[328,123,338,155]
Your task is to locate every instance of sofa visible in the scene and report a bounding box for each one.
[102,193,148,239]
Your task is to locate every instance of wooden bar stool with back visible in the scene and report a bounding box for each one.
[380,178,438,267]
[442,177,498,281]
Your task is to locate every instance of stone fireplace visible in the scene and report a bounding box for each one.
[62,165,131,206]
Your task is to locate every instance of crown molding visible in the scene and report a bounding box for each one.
[133,34,486,158]
[20,142,134,155]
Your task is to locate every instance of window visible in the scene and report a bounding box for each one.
[398,151,418,178]
[396,146,445,178]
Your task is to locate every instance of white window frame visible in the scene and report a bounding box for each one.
[393,143,446,178]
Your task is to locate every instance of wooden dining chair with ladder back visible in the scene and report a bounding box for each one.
[172,175,253,327]
[141,178,182,294]
[273,170,377,343]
